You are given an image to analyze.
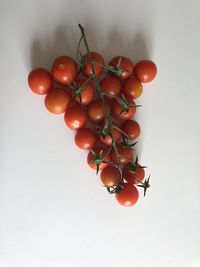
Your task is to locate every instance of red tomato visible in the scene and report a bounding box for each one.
[71,79,94,105]
[100,165,121,187]
[87,99,106,123]
[134,60,157,83]
[122,120,141,140]
[111,144,133,166]
[28,68,53,95]
[52,56,78,85]
[109,56,134,79]
[44,88,71,114]
[64,106,87,130]
[111,98,136,120]
[100,76,122,99]
[122,77,143,99]
[82,51,104,77]
[123,165,145,185]
[87,146,111,171]
[75,128,97,150]
[115,183,139,207]
[99,127,121,146]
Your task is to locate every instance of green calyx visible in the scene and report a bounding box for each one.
[107,184,122,194]
[128,156,146,173]
[89,149,109,174]
[137,175,151,197]
[118,94,139,115]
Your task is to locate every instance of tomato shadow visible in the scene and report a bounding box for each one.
[29,22,153,160]
[30,24,78,69]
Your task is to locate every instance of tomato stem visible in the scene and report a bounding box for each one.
[78,24,123,172]
[76,36,84,62]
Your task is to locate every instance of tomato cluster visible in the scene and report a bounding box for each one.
[28,27,156,207]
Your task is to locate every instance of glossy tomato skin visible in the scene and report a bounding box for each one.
[115,183,139,207]
[52,56,78,85]
[122,77,143,100]
[111,144,133,166]
[100,76,122,99]
[87,146,111,171]
[123,165,145,185]
[44,88,71,114]
[100,165,121,187]
[28,68,53,95]
[71,79,94,105]
[75,128,97,150]
[134,60,157,83]
[99,127,121,146]
[109,56,134,80]
[111,98,136,120]
[87,99,106,123]
[83,51,104,77]
[64,106,87,130]
[122,120,141,140]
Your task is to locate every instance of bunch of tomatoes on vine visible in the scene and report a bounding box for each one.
[28,24,157,207]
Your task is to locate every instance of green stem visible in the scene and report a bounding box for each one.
[78,24,123,171]
[76,36,83,62]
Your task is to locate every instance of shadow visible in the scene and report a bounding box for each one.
[30,25,78,69]
[28,20,154,165]
[132,32,150,61]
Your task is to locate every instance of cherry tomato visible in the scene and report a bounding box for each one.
[122,120,141,140]
[100,165,121,187]
[134,60,157,83]
[122,77,143,99]
[71,79,94,105]
[44,88,71,114]
[111,144,133,166]
[52,56,78,85]
[64,106,87,130]
[123,165,145,184]
[75,128,97,150]
[109,56,134,80]
[100,76,122,99]
[99,127,121,146]
[111,98,136,120]
[28,68,53,95]
[115,183,139,207]
[87,146,111,171]
[87,99,106,123]
[82,51,104,77]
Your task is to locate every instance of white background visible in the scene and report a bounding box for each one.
[0,0,200,266]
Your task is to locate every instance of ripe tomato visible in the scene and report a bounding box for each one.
[109,56,134,80]
[64,106,87,130]
[71,79,94,105]
[123,165,145,184]
[82,51,104,77]
[75,128,97,150]
[100,165,121,187]
[111,98,136,120]
[111,144,133,166]
[28,68,53,95]
[115,183,139,207]
[134,60,157,83]
[122,120,141,140]
[52,56,78,85]
[122,77,143,99]
[99,127,121,146]
[87,99,106,123]
[100,76,122,99]
[87,146,111,171]
[44,88,71,114]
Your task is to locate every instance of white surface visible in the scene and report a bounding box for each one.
[0,0,200,266]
